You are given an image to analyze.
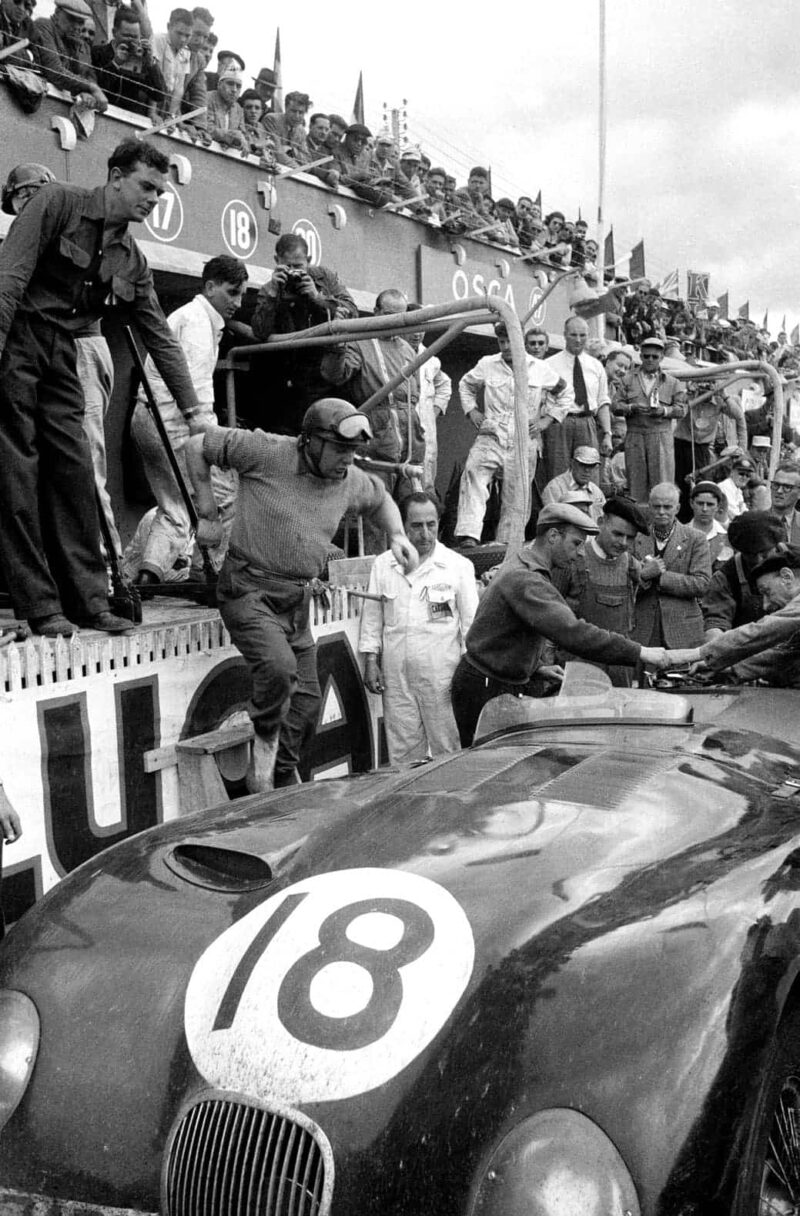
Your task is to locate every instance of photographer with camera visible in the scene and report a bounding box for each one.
[249,232,357,435]
[92,4,165,118]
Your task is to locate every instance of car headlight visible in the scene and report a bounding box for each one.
[0,990,39,1133]
[467,1109,640,1216]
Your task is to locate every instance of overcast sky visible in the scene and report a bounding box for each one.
[133,0,799,333]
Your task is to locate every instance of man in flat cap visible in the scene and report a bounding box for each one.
[450,502,671,745]
[252,65,277,115]
[701,510,786,640]
[541,445,606,523]
[557,496,650,686]
[32,0,109,108]
[615,337,686,503]
[695,548,800,686]
[186,399,417,791]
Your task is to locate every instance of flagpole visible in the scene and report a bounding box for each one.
[596,0,607,339]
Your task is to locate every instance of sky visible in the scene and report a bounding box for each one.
[80,0,800,332]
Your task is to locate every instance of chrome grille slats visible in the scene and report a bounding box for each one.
[164,1096,331,1216]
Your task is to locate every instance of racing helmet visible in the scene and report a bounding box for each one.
[1,163,55,215]
[300,399,373,447]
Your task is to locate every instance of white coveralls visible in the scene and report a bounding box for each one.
[416,353,452,489]
[358,541,478,764]
[455,352,572,542]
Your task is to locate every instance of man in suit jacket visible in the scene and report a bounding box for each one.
[633,481,711,648]
[769,462,800,545]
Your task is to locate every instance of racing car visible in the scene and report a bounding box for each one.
[0,666,798,1215]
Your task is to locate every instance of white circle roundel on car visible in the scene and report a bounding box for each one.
[185,868,475,1105]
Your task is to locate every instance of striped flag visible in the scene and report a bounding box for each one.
[658,269,680,299]
[272,29,283,114]
[351,71,364,125]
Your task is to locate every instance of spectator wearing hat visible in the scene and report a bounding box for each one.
[206,65,247,149]
[615,337,686,504]
[768,462,800,545]
[334,123,395,205]
[701,511,786,640]
[718,455,755,521]
[673,387,746,516]
[185,399,417,790]
[252,65,277,115]
[541,446,606,523]
[698,548,800,685]
[748,433,772,482]
[450,502,670,746]
[633,482,711,649]
[558,496,650,686]
[204,46,242,91]
[91,4,166,118]
[151,6,192,117]
[493,199,521,249]
[543,315,613,482]
[688,480,730,566]
[453,322,572,546]
[250,232,357,435]
[32,0,109,107]
[263,90,311,165]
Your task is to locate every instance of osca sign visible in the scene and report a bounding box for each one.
[451,267,548,321]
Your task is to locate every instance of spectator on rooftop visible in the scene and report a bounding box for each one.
[334,123,395,205]
[85,0,149,44]
[542,211,567,261]
[301,113,340,185]
[32,0,109,108]
[91,5,165,118]
[176,16,209,131]
[425,166,449,222]
[1,0,35,62]
[239,89,275,159]
[326,113,347,150]
[206,65,247,149]
[251,65,277,114]
[263,89,311,165]
[494,198,521,248]
[454,166,490,218]
[250,232,357,435]
[151,6,192,118]
[204,45,242,91]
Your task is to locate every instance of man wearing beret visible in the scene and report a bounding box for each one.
[701,511,786,640]
[696,548,800,686]
[615,337,686,504]
[450,502,670,746]
[557,496,650,686]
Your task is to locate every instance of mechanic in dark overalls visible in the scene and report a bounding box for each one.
[555,496,650,686]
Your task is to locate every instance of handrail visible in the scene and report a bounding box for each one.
[225,294,531,551]
[671,360,784,479]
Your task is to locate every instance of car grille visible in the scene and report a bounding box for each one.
[163,1095,332,1216]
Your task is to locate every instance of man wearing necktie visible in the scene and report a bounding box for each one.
[769,463,800,545]
[542,315,613,484]
[615,337,686,505]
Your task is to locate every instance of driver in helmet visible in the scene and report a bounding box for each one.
[186,399,417,792]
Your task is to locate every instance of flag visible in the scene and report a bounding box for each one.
[603,226,615,269]
[738,301,749,321]
[782,314,787,331]
[629,240,645,280]
[534,189,542,210]
[351,71,364,126]
[687,271,710,304]
[792,324,800,346]
[718,291,729,319]
[272,29,283,114]
[762,308,769,330]
[658,269,680,300]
